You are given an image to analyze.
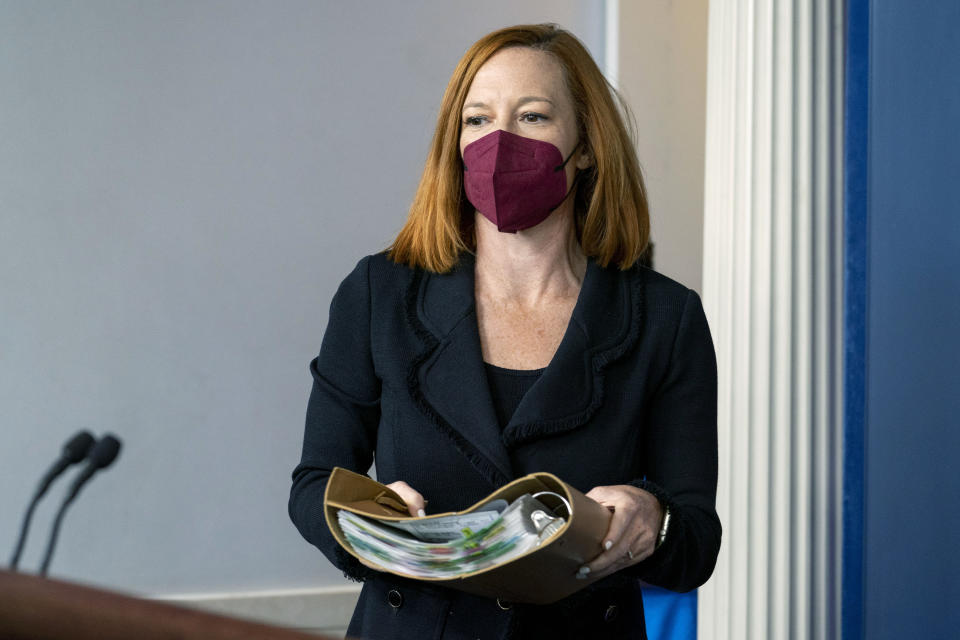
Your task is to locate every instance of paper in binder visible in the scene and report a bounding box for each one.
[336,493,565,578]
[323,467,613,604]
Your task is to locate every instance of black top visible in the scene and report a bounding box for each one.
[483,362,545,429]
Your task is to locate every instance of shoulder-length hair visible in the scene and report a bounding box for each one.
[388,23,650,273]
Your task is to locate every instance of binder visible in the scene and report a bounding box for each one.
[324,467,613,604]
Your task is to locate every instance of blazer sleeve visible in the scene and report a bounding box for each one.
[288,255,381,580]
[628,288,721,592]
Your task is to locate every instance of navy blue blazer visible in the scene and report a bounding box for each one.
[289,251,720,639]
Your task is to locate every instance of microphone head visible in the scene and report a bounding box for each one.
[89,434,122,469]
[63,431,96,464]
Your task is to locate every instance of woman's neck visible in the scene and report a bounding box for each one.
[473,206,587,305]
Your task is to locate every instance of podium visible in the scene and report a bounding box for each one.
[0,570,335,640]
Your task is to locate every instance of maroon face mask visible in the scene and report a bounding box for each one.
[462,129,579,233]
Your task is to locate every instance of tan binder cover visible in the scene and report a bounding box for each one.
[324,467,612,604]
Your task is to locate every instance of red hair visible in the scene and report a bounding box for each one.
[388,23,650,273]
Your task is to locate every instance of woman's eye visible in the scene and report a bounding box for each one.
[521,112,548,123]
[463,115,487,127]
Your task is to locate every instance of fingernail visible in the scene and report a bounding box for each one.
[577,566,590,576]
[417,508,426,517]
[604,540,613,551]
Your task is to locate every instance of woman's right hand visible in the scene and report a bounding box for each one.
[385,480,428,517]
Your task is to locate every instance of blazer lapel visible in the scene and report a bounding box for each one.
[502,258,645,448]
[405,252,645,484]
[406,253,514,487]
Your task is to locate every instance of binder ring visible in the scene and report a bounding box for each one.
[531,491,572,517]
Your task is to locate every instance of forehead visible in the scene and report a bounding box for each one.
[464,47,568,104]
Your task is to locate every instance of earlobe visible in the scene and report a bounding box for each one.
[576,151,593,170]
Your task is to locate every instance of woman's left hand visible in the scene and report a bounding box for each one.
[578,484,663,580]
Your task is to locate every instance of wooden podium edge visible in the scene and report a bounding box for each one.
[0,570,337,640]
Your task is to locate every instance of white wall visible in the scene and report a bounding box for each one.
[0,0,605,596]
[616,0,709,293]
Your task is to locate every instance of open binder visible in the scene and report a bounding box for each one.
[324,467,613,604]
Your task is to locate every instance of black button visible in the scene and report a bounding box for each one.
[496,597,513,610]
[604,604,619,622]
[387,589,403,609]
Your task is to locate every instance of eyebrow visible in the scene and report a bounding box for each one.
[462,96,555,110]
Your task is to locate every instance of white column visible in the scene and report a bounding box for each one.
[698,1,844,639]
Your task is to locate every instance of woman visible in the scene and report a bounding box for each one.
[290,24,720,639]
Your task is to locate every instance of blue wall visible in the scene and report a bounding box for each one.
[846,1,960,638]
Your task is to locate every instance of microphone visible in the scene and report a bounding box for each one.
[8,431,95,570]
[39,434,122,576]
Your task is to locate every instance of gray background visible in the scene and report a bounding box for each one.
[0,0,607,594]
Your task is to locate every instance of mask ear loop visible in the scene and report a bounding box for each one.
[548,141,585,213]
[553,140,582,172]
